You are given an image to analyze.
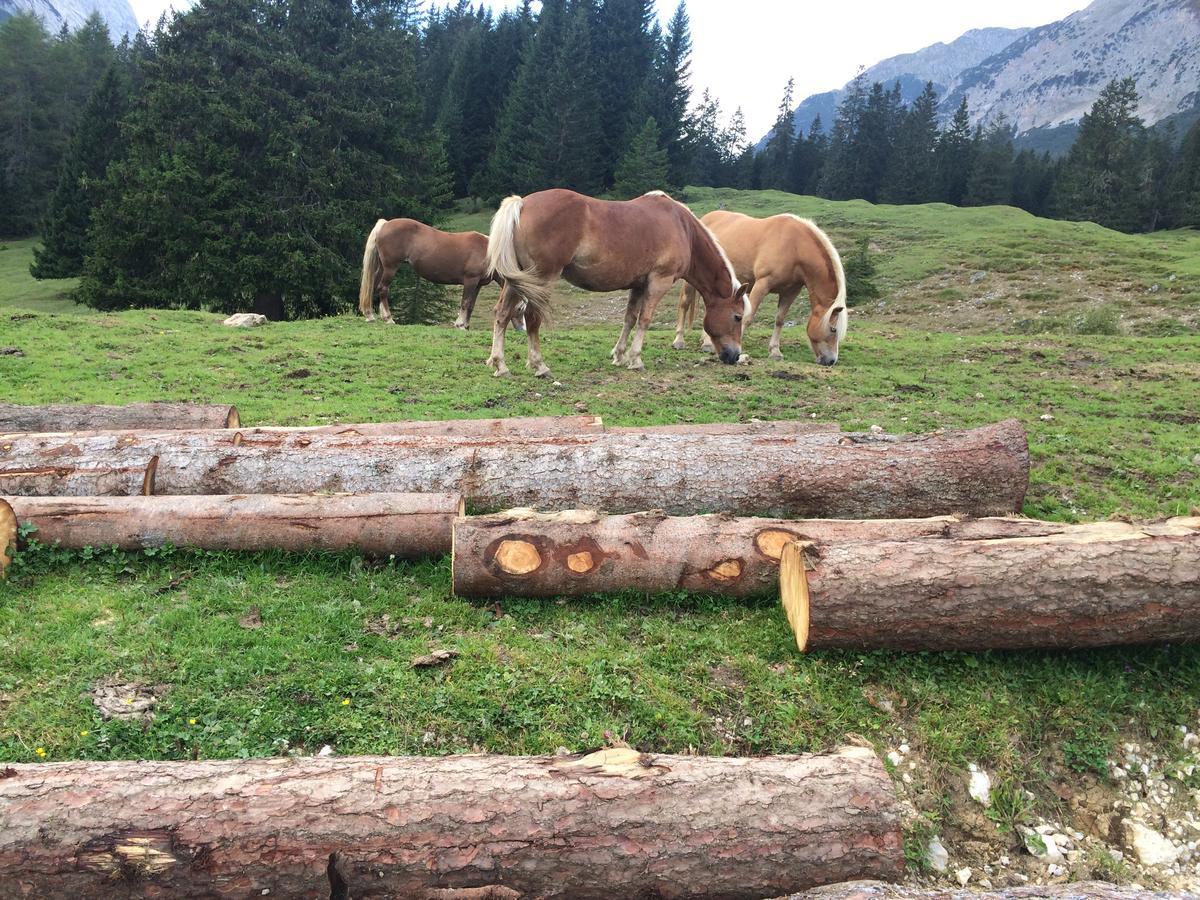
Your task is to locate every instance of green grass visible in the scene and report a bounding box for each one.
[2,191,1199,881]
[0,238,84,313]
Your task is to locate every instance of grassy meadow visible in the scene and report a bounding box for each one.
[1,189,1198,882]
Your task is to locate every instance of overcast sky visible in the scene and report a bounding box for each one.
[129,0,1094,137]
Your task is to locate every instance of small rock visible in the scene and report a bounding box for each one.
[925,836,950,873]
[551,381,563,387]
[1192,454,1200,468]
[869,425,884,434]
[1040,414,1055,422]
[887,750,903,767]
[421,730,436,745]
[1127,821,1182,867]
[0,346,24,356]
[1021,828,1064,864]
[223,313,268,328]
[316,745,334,757]
[968,764,992,807]
[412,649,459,668]
[970,271,988,285]
[974,393,984,400]
[955,866,972,886]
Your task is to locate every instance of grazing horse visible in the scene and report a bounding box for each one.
[358,218,498,328]
[484,189,750,378]
[674,211,848,366]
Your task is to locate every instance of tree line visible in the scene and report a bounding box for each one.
[3,0,1199,320]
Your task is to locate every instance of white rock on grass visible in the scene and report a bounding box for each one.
[1021,828,1064,864]
[925,836,950,873]
[1127,821,1182,867]
[968,763,992,807]
[223,313,269,327]
[955,867,972,887]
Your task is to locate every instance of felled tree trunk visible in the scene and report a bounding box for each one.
[0,498,14,574]
[0,421,1029,520]
[235,415,605,438]
[780,518,1200,651]
[8,493,463,558]
[0,402,239,433]
[0,747,902,899]
[452,510,962,599]
[610,420,839,435]
[776,881,1177,899]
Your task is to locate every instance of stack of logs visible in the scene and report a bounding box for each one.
[2,402,1198,899]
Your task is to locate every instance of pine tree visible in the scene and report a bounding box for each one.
[31,64,131,278]
[817,72,868,199]
[592,0,657,185]
[79,0,449,318]
[647,2,693,187]
[1053,78,1149,232]
[760,78,795,190]
[880,82,938,204]
[964,116,1014,207]
[1010,150,1058,218]
[685,88,723,186]
[1168,120,1200,228]
[935,96,975,206]
[612,116,669,198]
[722,107,753,188]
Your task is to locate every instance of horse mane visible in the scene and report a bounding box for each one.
[647,192,739,294]
[785,215,847,333]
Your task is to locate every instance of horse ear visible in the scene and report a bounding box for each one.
[830,305,846,316]
[736,283,751,300]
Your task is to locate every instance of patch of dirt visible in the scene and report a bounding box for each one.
[238,607,263,629]
[88,678,168,723]
[411,649,457,668]
[284,368,313,379]
[0,347,24,356]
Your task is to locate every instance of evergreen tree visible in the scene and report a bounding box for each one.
[592,0,657,184]
[880,81,938,204]
[31,63,131,278]
[964,115,1014,206]
[647,2,693,186]
[1168,120,1200,228]
[759,78,795,190]
[685,88,724,186]
[612,115,669,197]
[722,107,754,188]
[1010,150,1058,218]
[817,72,868,199]
[1053,78,1149,232]
[935,96,975,206]
[79,0,448,318]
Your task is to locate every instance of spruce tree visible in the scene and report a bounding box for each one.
[612,116,669,198]
[817,72,868,199]
[964,116,1014,207]
[760,78,796,190]
[592,0,657,185]
[686,88,723,186]
[31,64,130,278]
[1010,150,1058,218]
[935,96,975,206]
[880,82,938,204]
[646,2,693,187]
[1168,120,1200,228]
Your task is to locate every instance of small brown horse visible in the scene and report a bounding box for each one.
[674,211,848,365]
[485,189,749,378]
[358,218,497,328]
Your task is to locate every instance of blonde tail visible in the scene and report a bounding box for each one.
[682,283,698,329]
[486,196,552,322]
[358,218,386,317]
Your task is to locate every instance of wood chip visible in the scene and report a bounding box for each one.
[412,649,458,668]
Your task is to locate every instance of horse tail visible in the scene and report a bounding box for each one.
[683,283,698,329]
[486,195,552,322]
[358,218,386,317]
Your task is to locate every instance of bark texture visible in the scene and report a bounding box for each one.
[453,510,968,599]
[781,518,1200,651]
[8,493,464,557]
[227,415,604,438]
[0,402,239,432]
[0,747,902,899]
[0,421,1029,520]
[610,421,839,436]
[0,497,14,573]
[777,881,1187,899]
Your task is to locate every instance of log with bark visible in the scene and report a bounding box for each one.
[0,497,14,574]
[0,420,1029,520]
[776,881,1181,899]
[780,517,1200,651]
[211,414,605,438]
[0,402,239,432]
[7,493,464,558]
[0,747,903,899]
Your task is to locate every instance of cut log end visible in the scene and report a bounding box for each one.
[225,406,241,429]
[142,456,159,497]
[493,539,542,575]
[780,541,811,652]
[0,498,16,575]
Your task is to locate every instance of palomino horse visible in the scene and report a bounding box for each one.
[358,218,498,328]
[484,189,750,378]
[674,211,848,366]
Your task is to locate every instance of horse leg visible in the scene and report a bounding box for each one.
[743,279,771,331]
[672,283,697,350]
[454,279,481,330]
[770,287,802,361]
[625,275,675,371]
[611,288,644,365]
[523,304,552,379]
[486,286,519,377]
[378,271,396,325]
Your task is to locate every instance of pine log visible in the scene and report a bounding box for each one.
[776,881,1182,899]
[0,747,903,899]
[610,420,839,435]
[0,498,14,574]
[0,402,239,432]
[7,493,463,557]
[204,414,605,438]
[0,421,1030,520]
[452,510,965,599]
[780,518,1200,651]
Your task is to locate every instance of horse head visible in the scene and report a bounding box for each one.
[702,281,751,364]
[807,302,847,367]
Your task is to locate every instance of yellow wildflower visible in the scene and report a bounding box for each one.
[35,747,46,758]
[80,730,89,737]
[188,718,197,725]
[341,698,351,706]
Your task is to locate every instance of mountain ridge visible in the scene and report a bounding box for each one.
[0,0,139,39]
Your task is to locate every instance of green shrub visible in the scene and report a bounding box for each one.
[842,236,881,307]
[1072,305,1121,336]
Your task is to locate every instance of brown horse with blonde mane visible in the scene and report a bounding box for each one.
[485,189,750,378]
[358,218,498,328]
[674,211,848,366]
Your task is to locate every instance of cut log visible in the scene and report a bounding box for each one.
[610,420,839,435]
[777,881,1178,899]
[0,402,239,432]
[0,498,15,574]
[453,509,965,599]
[0,420,1030,520]
[7,493,464,557]
[211,414,605,439]
[0,747,903,899]
[780,517,1200,651]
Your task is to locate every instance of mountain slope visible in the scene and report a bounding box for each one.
[0,0,139,38]
[944,0,1200,132]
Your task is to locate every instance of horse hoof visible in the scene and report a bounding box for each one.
[453,320,468,330]
[671,339,686,351]
[492,367,511,378]
[627,359,645,372]
[535,366,552,379]
[769,350,784,361]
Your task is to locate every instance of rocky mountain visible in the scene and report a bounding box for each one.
[0,0,140,39]
[943,0,1200,133]
[768,0,1200,151]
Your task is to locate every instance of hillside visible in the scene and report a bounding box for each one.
[0,0,138,37]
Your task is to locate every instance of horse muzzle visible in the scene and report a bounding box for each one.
[718,347,742,365]
[816,355,838,367]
